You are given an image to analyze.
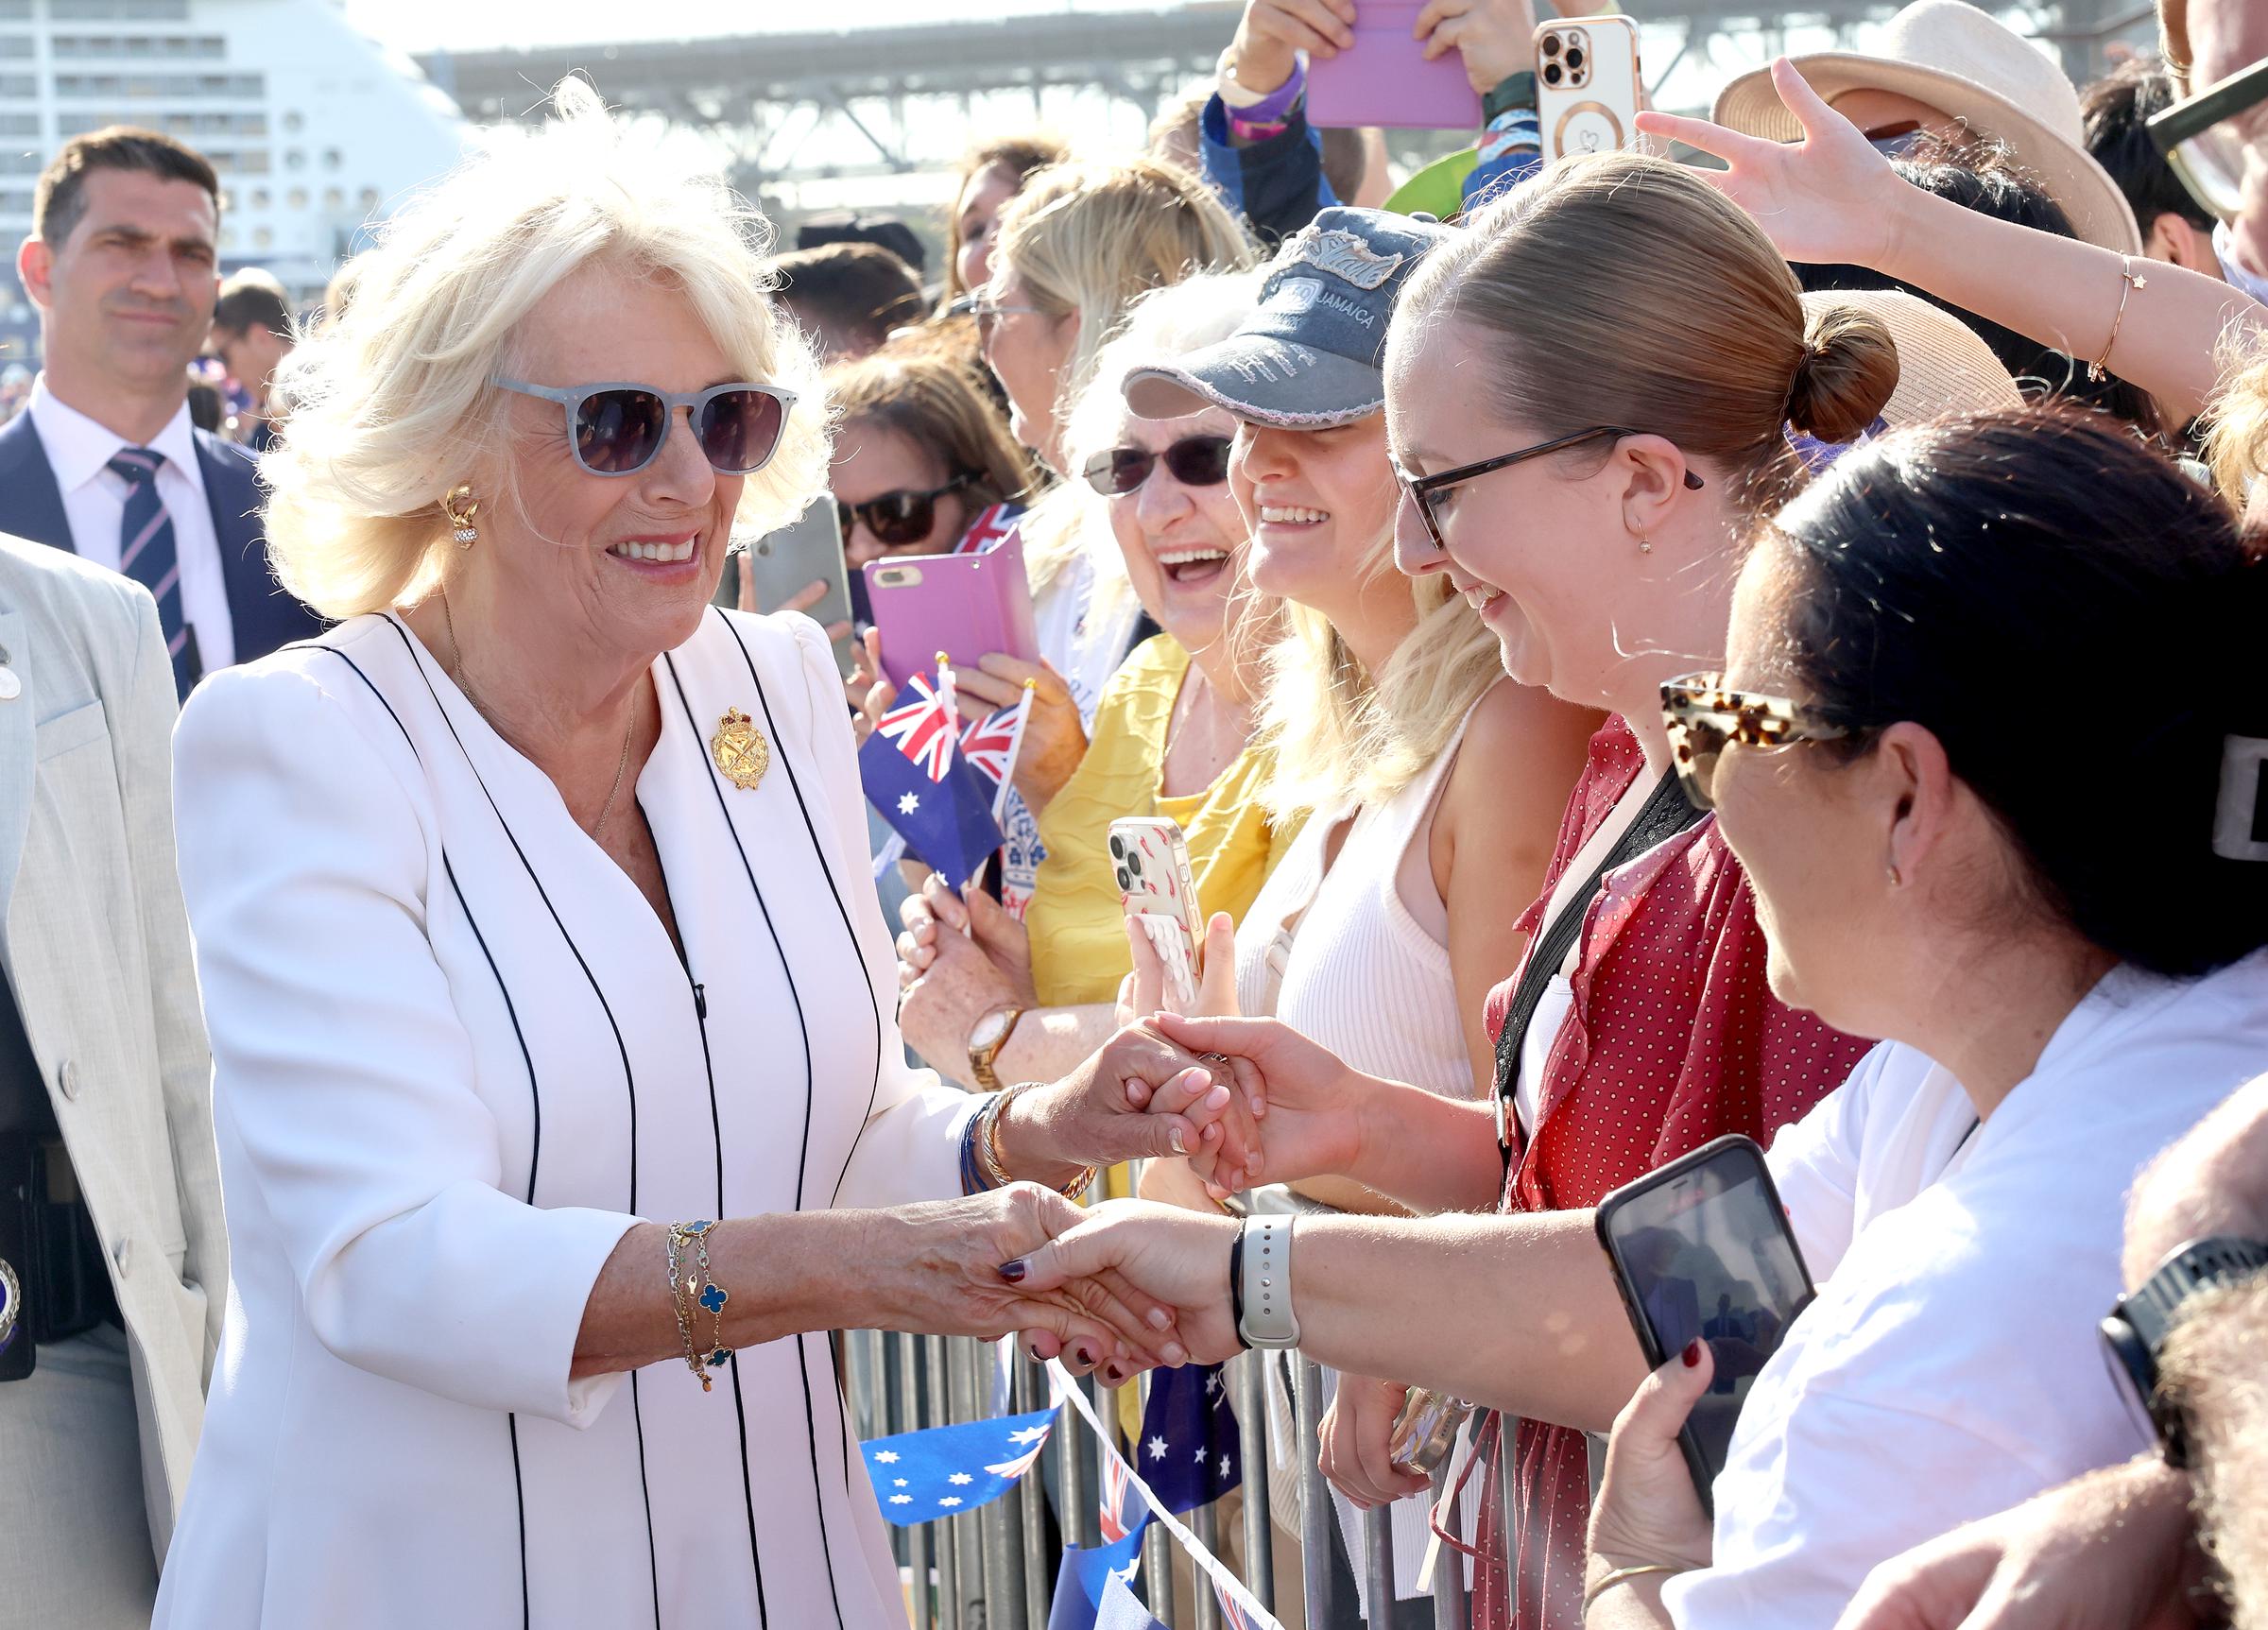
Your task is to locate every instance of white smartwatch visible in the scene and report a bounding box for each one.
[1235,1216,1299,1349]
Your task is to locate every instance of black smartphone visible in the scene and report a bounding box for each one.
[1594,1135,1814,1515]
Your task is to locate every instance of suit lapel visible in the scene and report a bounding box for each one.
[0,609,33,931]
[0,416,76,554]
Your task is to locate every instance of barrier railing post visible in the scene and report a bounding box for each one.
[1362,1502,1399,1628]
[1191,1498,1223,1630]
[977,1342,1027,1630]
[1016,1355,1050,1630]
[1428,1452,1469,1630]
[1295,1356,1336,1623]
[895,1332,932,1630]
[942,1337,976,1630]
[1061,1369,1099,1551]
[1236,1352,1273,1610]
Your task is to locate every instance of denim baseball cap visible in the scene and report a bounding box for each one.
[1125,206,1456,430]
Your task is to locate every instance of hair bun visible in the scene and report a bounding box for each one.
[1787,305,1901,444]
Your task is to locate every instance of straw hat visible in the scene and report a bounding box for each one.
[1802,287,2025,427]
[1714,0,2142,257]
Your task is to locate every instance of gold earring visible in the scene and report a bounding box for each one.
[1887,863,1902,887]
[1637,531,1654,555]
[444,484,480,550]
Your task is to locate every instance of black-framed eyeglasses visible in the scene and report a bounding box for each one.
[1081,435,1234,496]
[836,472,975,548]
[1658,671,1852,813]
[1396,425,1706,553]
[491,377,795,478]
[2147,58,2268,225]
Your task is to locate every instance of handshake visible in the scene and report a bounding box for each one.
[880,1009,1369,1384]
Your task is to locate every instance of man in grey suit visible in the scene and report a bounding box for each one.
[0,532,225,1627]
[0,127,320,697]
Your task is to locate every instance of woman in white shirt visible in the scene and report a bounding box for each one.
[152,84,1228,1630]
[1007,405,2268,1629]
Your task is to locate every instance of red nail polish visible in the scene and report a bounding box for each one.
[1682,1339,1703,1367]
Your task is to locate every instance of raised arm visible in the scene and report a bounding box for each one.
[1640,60,2267,425]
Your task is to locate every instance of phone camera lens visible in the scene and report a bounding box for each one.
[1566,45,1585,69]
[1108,834,1125,860]
[1115,866,1131,892]
[1541,32,1560,55]
[1543,60,1563,84]
[1125,850,1143,876]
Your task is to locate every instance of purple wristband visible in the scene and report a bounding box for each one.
[1226,58,1307,140]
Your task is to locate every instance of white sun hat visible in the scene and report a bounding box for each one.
[1713,0,2142,257]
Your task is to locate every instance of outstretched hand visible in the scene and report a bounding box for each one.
[1003,1020,1250,1175]
[1002,1198,1246,1367]
[1149,1012,1368,1201]
[1636,60,1906,270]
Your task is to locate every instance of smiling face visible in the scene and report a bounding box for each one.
[1384,311,1719,712]
[830,414,971,570]
[468,260,747,668]
[23,166,219,406]
[1096,403,1248,653]
[1227,413,1400,620]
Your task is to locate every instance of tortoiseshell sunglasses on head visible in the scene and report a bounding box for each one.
[1658,671,1852,812]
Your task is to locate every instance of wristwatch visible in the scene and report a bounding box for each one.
[966,1005,1024,1091]
[2100,1233,2268,1466]
[1234,1216,1300,1349]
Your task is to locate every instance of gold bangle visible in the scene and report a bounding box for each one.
[1581,1562,1686,1617]
[984,1082,1099,1201]
[2089,255,2148,384]
[664,1220,733,1393]
[662,1223,709,1390]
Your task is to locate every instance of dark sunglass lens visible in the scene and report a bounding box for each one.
[1085,450,1155,496]
[696,388,784,475]
[577,388,667,473]
[868,491,936,546]
[1165,437,1233,486]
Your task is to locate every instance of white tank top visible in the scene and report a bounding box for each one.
[1233,702,1482,1101]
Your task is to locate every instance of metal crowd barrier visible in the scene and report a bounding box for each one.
[852,1319,1503,1630]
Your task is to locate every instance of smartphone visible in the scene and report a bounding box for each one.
[1535,13,1645,162]
[1307,1,1484,132]
[1109,816,1204,1011]
[1594,1135,1813,1515]
[864,527,1040,693]
[730,497,856,675]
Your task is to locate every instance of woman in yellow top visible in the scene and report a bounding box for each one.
[896,272,1297,1085]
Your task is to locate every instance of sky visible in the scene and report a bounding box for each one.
[340,0,1127,54]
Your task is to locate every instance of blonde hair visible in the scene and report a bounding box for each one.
[262,77,829,620]
[993,155,1258,454]
[991,157,1256,600]
[2161,1275,2268,1627]
[1400,152,1899,515]
[2207,328,2268,502]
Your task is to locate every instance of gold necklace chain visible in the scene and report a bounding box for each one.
[440,592,637,844]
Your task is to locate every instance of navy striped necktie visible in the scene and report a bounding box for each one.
[109,447,199,697]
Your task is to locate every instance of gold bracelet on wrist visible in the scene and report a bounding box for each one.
[983,1082,1099,1201]
[1581,1562,1686,1618]
[2089,254,2147,384]
[664,1220,734,1392]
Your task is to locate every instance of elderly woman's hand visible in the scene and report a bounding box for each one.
[992,1021,1249,1183]
[847,627,897,744]
[898,884,1038,1085]
[999,1198,1246,1367]
[898,872,1033,990]
[866,1185,1187,1378]
[952,655,1087,815]
[1583,1340,1718,1625]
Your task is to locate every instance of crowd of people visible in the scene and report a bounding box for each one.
[6,0,2268,1627]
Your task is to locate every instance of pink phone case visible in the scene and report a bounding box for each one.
[865,528,1041,692]
[1110,817,1204,1010]
[1306,2,1483,132]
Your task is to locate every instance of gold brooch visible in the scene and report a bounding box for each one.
[710,708,770,791]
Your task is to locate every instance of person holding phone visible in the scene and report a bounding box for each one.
[1010,405,2268,1630]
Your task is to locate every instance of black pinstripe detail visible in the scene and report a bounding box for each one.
[369,616,663,1630]
[287,637,539,1629]
[662,638,847,1630]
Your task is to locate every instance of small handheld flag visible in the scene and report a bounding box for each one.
[860,1407,1057,1526]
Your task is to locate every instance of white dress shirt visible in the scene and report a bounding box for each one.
[26,376,234,669]
[154,607,976,1629]
[1664,952,2268,1630]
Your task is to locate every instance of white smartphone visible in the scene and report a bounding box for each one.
[1535,14,1646,163]
[731,497,855,675]
[1109,816,1204,1011]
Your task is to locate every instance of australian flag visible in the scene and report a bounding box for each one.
[1095,1576,1171,1630]
[859,664,1005,890]
[1135,1364,1241,1514]
[1045,1515,1149,1630]
[860,1406,1057,1525]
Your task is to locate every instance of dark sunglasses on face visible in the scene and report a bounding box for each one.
[1658,671,1851,812]
[1081,435,1235,496]
[836,472,975,548]
[492,377,794,478]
